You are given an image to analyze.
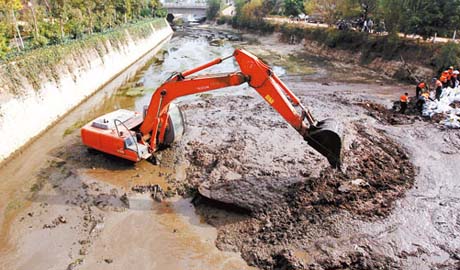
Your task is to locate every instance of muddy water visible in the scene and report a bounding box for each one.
[0,29,257,270]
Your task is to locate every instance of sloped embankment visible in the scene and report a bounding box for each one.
[0,19,173,162]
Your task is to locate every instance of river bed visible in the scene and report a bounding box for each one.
[0,26,459,270]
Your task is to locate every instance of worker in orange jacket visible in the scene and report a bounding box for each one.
[400,92,409,113]
[416,81,426,98]
[442,70,451,81]
[440,75,449,88]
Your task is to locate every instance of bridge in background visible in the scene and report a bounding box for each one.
[162,2,207,17]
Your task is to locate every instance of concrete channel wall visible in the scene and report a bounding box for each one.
[0,19,173,162]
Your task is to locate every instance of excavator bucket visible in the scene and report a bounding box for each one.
[304,118,343,168]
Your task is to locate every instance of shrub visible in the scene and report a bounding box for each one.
[0,23,10,59]
[207,0,222,20]
[434,42,460,73]
[217,16,232,25]
[30,35,49,49]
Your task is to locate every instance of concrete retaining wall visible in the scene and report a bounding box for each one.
[0,19,173,161]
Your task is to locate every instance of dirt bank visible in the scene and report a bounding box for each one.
[297,38,433,84]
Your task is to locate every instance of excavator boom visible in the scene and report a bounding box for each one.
[81,49,343,167]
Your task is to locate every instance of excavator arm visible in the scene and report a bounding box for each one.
[139,49,343,167]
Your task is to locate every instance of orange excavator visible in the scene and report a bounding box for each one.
[81,49,343,167]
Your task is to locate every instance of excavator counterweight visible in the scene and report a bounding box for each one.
[81,49,343,167]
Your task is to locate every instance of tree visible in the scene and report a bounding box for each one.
[206,0,221,20]
[284,0,303,16]
[262,0,282,15]
[147,0,161,17]
[48,0,68,40]
[241,0,266,20]
[0,0,24,49]
[378,0,402,34]
[396,0,460,39]
[28,0,40,38]
[358,0,377,20]
[435,42,460,72]
[305,0,342,25]
[0,21,10,57]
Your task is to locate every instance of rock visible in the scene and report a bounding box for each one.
[120,193,129,208]
[351,178,369,187]
[78,239,90,245]
[338,184,351,193]
[66,259,83,270]
[58,216,67,224]
[104,258,113,264]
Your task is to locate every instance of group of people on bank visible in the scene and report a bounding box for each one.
[399,66,459,113]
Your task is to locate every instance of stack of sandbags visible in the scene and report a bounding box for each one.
[422,87,460,128]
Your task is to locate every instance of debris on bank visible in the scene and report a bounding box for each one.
[358,101,417,125]
[132,184,164,202]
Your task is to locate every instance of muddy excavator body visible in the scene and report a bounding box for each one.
[81,48,343,167]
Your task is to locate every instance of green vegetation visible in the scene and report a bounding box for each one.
[5,198,23,212]
[435,42,460,73]
[0,0,166,58]
[229,0,460,39]
[206,0,222,20]
[278,24,431,61]
[1,19,167,95]
[63,119,87,136]
[277,23,460,74]
[284,0,304,16]
[305,0,460,38]
[230,0,275,34]
[220,0,460,74]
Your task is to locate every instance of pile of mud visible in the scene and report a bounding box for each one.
[356,99,460,130]
[357,101,417,125]
[179,121,415,269]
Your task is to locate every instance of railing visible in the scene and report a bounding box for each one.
[162,3,207,8]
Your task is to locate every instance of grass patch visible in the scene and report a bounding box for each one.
[250,48,316,75]
[5,199,23,213]
[272,54,316,75]
[63,119,87,137]
[125,87,146,97]
[117,86,155,97]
